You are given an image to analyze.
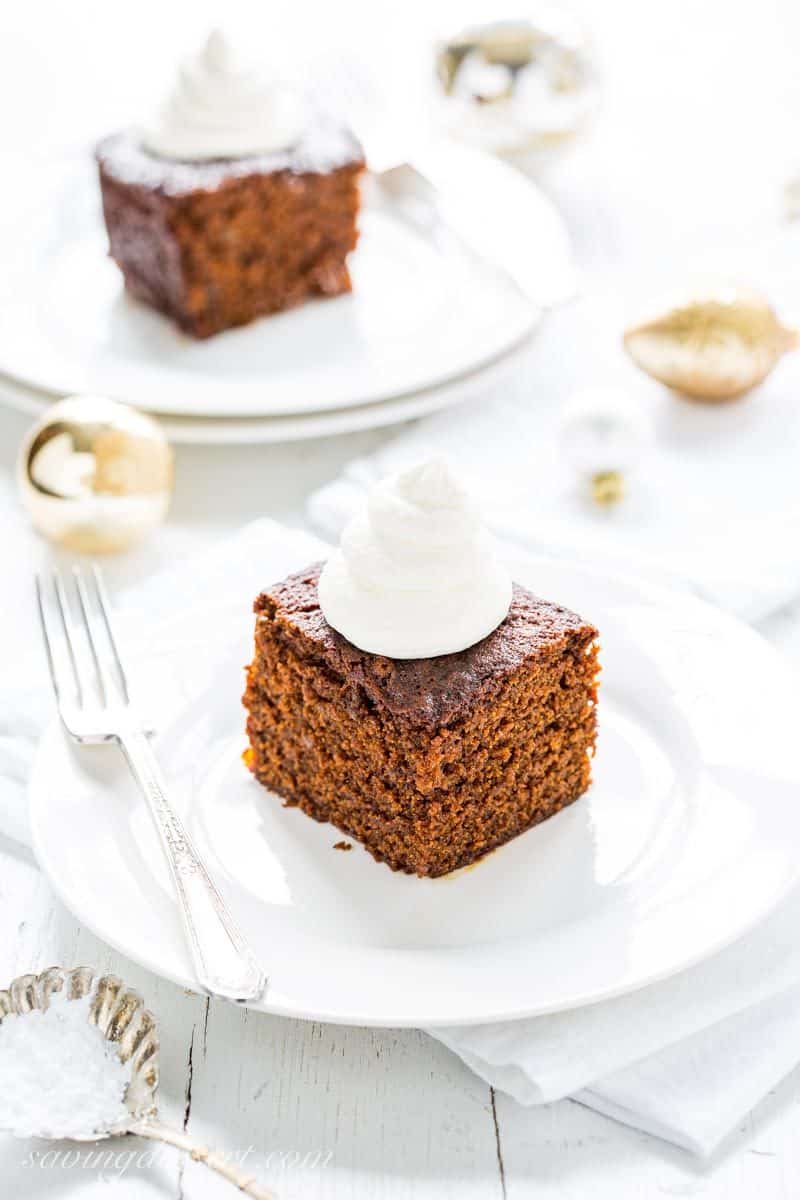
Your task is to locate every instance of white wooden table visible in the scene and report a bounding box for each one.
[4,0,800,1195]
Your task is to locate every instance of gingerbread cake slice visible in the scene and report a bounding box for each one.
[243,563,599,878]
[96,125,364,339]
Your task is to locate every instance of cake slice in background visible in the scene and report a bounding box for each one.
[243,461,599,878]
[96,31,364,338]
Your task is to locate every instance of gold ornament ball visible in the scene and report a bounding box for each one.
[17,396,174,553]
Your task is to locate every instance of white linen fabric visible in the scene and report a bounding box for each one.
[3,517,800,1158]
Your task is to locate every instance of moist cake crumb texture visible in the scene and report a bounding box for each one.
[96,126,364,339]
[243,563,599,878]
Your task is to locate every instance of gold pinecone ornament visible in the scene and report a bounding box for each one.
[623,288,799,402]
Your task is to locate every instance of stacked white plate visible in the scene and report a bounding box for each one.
[0,144,574,444]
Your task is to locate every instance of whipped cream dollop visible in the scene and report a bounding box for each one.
[318,459,512,659]
[141,30,305,162]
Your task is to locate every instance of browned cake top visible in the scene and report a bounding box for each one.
[96,121,364,196]
[255,562,598,729]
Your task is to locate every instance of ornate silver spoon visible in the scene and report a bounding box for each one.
[0,966,273,1199]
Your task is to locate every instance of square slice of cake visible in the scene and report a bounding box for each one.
[96,122,364,339]
[243,563,599,878]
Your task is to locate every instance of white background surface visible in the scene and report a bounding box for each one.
[3,0,800,1197]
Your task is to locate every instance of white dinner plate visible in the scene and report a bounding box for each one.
[29,542,800,1027]
[0,145,570,418]
[0,336,530,445]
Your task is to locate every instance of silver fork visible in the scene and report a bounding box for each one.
[35,565,266,1004]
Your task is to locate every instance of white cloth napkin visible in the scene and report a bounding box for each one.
[3,517,800,1160]
[435,894,800,1156]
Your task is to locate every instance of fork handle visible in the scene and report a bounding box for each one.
[120,731,266,1003]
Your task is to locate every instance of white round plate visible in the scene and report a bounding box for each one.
[0,336,529,445]
[29,551,800,1026]
[0,146,570,418]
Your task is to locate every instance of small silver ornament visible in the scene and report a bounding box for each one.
[558,387,651,505]
[434,9,598,158]
[18,396,173,553]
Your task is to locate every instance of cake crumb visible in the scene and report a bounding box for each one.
[333,841,353,852]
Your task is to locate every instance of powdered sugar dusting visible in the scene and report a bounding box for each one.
[0,992,130,1138]
[97,114,363,196]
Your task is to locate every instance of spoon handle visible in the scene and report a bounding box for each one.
[130,1118,276,1199]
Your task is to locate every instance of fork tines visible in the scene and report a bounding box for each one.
[36,565,129,713]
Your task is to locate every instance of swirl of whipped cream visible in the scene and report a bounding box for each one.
[141,30,304,161]
[318,459,512,659]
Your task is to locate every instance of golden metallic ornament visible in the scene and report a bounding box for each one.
[623,288,799,402]
[17,396,173,553]
[590,470,625,506]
